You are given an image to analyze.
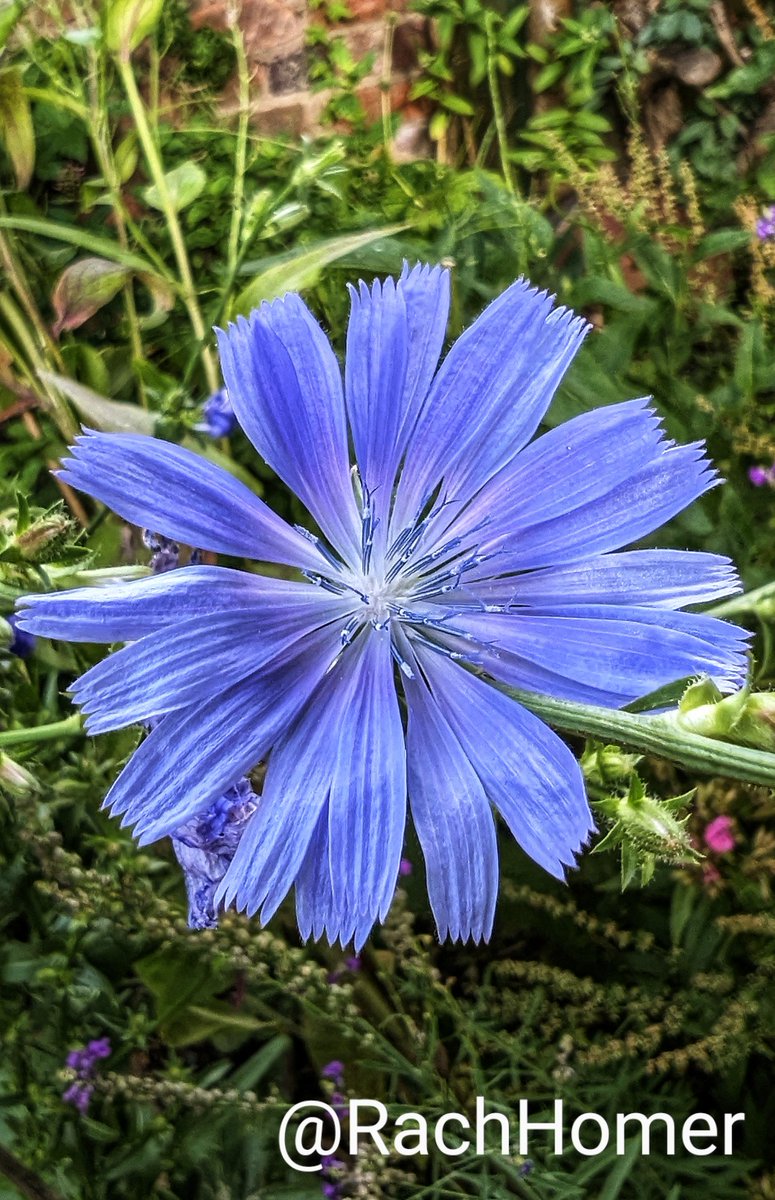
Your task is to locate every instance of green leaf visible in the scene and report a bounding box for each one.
[0,67,34,190]
[164,1003,265,1047]
[695,229,752,259]
[534,61,565,92]
[429,109,449,141]
[756,161,775,200]
[573,110,611,132]
[623,677,697,714]
[38,370,156,435]
[0,214,168,275]
[229,1035,293,1090]
[232,225,408,316]
[441,92,476,116]
[51,257,131,336]
[0,0,25,52]
[143,160,206,214]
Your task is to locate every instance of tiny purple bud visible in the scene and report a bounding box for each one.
[345,955,361,972]
[399,857,412,876]
[200,387,237,438]
[749,466,770,487]
[321,1060,345,1080]
[7,613,36,659]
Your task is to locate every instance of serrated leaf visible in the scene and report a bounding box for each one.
[143,160,206,214]
[0,67,34,190]
[38,370,156,435]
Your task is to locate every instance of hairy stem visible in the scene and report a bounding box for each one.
[508,688,775,788]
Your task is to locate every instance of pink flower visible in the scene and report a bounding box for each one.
[702,862,722,888]
[703,815,736,855]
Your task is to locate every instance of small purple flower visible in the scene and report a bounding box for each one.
[199,387,237,438]
[398,856,412,876]
[6,613,36,658]
[321,1152,346,1199]
[345,955,361,972]
[63,1037,111,1114]
[748,464,775,488]
[321,1060,345,1081]
[63,1082,93,1114]
[756,206,775,241]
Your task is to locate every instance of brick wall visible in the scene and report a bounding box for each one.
[192,0,433,153]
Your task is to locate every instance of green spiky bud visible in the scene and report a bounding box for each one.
[581,740,641,789]
[593,776,698,887]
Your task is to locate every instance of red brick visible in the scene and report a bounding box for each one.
[356,76,411,122]
[253,94,309,136]
[391,16,430,70]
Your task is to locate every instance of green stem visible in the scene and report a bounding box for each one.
[117,56,219,393]
[226,16,250,286]
[85,43,146,404]
[0,290,78,441]
[709,580,775,619]
[507,687,775,788]
[485,13,517,196]
[0,714,84,749]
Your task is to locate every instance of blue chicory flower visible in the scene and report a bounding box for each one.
[16,265,748,947]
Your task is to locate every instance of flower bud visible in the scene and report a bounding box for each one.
[104,0,164,59]
[593,776,698,889]
[0,753,38,795]
[675,678,775,752]
[581,741,640,788]
[14,510,74,563]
